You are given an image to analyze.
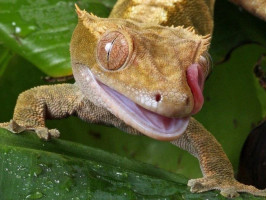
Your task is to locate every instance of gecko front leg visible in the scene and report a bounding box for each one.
[171,118,265,198]
[0,84,89,140]
[0,83,139,140]
[0,84,82,140]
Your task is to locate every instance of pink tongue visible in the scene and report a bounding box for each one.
[186,64,205,114]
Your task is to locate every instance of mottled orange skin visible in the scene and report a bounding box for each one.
[109,0,214,35]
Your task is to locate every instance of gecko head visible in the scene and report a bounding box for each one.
[70,6,212,140]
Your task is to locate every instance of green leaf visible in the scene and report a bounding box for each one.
[0,0,115,77]
[0,128,264,200]
[0,47,13,77]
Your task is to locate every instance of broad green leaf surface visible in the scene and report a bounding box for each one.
[0,0,265,196]
[0,128,264,200]
[0,0,115,77]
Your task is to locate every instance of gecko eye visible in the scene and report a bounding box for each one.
[97,31,130,71]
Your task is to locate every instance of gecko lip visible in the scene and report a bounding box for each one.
[186,63,205,115]
[98,80,190,140]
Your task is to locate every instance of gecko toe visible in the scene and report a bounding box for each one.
[35,127,60,140]
[35,127,51,140]
[49,129,60,138]
[220,188,239,198]
[188,177,217,193]
[235,183,266,197]
[188,179,204,191]
[0,120,26,133]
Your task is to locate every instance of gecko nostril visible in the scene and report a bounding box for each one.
[155,93,161,102]
[186,97,190,105]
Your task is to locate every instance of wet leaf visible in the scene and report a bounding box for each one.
[0,128,264,200]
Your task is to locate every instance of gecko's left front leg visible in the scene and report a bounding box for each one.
[0,84,83,140]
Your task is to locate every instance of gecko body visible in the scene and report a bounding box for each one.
[0,0,265,198]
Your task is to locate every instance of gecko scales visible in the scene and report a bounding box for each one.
[0,0,265,198]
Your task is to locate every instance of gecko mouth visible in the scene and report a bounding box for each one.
[98,80,190,140]
[94,59,211,140]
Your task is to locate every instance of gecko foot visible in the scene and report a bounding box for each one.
[188,176,266,198]
[0,120,26,133]
[0,120,60,141]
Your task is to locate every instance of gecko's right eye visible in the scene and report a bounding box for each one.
[97,31,130,71]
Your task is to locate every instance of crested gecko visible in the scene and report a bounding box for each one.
[0,0,265,198]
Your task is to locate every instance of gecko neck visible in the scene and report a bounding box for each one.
[109,0,215,36]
